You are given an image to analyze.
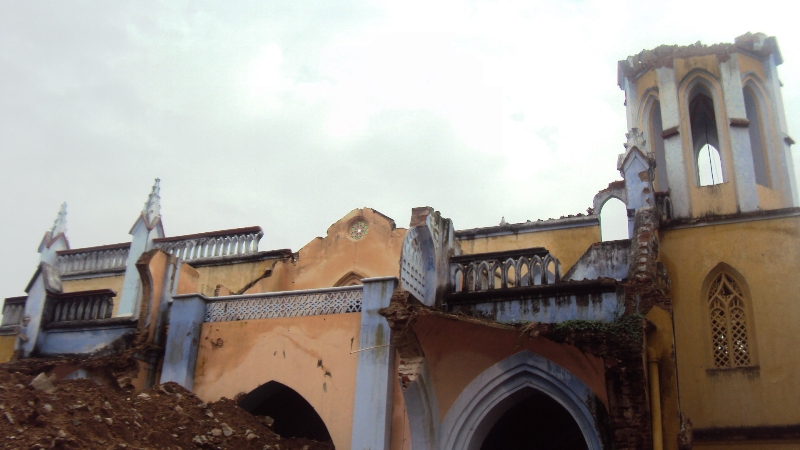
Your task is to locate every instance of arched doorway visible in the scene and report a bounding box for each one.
[439,351,604,450]
[481,388,588,450]
[238,381,332,443]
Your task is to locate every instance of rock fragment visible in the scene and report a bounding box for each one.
[221,423,234,437]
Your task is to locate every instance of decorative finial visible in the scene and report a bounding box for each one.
[624,128,647,153]
[51,202,67,236]
[143,178,161,227]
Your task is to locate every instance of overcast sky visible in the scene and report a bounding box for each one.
[2,0,800,299]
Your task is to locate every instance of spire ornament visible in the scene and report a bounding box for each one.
[142,178,161,229]
[623,128,647,154]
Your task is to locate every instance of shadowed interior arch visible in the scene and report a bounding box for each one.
[481,388,588,450]
[238,381,332,442]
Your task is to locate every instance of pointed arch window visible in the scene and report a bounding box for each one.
[707,272,752,368]
[743,86,769,187]
[689,84,724,186]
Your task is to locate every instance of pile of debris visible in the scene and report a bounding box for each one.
[0,362,334,449]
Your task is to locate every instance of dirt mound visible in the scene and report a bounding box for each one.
[0,364,334,449]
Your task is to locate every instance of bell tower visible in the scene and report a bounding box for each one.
[617,33,798,219]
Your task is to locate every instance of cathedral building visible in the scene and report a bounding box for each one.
[2,32,798,449]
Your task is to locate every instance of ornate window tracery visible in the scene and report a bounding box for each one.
[707,272,752,368]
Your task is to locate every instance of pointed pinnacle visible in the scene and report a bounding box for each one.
[143,178,161,226]
[51,202,67,236]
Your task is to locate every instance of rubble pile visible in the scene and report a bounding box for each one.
[0,363,334,449]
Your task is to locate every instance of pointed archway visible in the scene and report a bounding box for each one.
[480,388,588,449]
[238,381,332,442]
[439,351,605,450]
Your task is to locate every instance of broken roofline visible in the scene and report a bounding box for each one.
[617,32,782,88]
[456,215,598,240]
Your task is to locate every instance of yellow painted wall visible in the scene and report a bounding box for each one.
[249,208,407,293]
[660,216,800,429]
[192,313,362,450]
[0,334,16,363]
[61,274,125,316]
[675,56,722,85]
[646,307,680,450]
[457,224,600,274]
[637,69,659,102]
[737,54,768,83]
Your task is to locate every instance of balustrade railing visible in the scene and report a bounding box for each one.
[1,296,26,327]
[204,286,362,322]
[56,244,130,275]
[450,248,562,293]
[47,289,115,324]
[154,226,263,261]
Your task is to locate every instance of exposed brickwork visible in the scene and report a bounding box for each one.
[605,357,653,450]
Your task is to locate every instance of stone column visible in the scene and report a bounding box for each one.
[160,293,208,390]
[351,277,398,450]
[721,54,759,212]
[656,67,692,218]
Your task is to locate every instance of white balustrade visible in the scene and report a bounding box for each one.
[56,246,130,275]
[154,229,263,261]
[1,298,26,327]
[49,291,115,323]
[451,250,562,293]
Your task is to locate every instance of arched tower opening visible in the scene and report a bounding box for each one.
[743,85,770,187]
[238,381,333,443]
[480,388,588,450]
[599,197,628,241]
[649,100,669,191]
[689,84,724,186]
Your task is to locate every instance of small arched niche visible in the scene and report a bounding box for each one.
[600,197,628,241]
[238,381,333,443]
[689,84,724,186]
[334,271,365,287]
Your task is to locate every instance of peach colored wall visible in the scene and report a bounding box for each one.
[192,259,277,297]
[248,208,407,293]
[390,351,412,450]
[177,263,200,295]
[192,313,362,450]
[457,225,601,274]
[61,274,125,316]
[411,315,607,421]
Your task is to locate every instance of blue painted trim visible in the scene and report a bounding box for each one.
[161,294,208,390]
[351,277,398,450]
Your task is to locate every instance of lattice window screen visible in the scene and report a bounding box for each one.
[708,273,751,368]
[205,289,362,323]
